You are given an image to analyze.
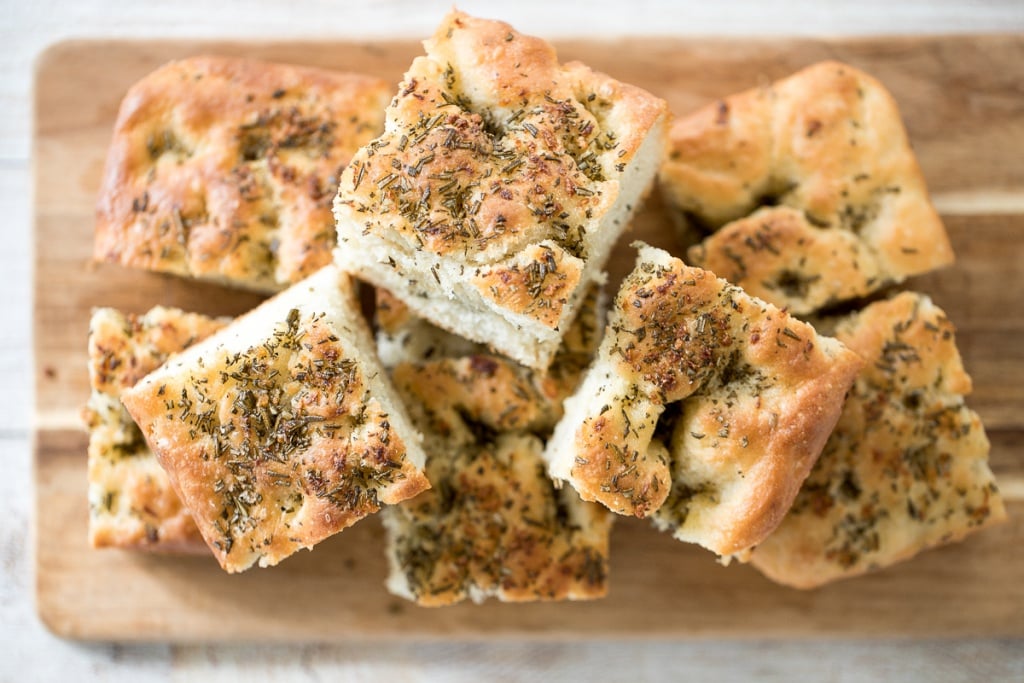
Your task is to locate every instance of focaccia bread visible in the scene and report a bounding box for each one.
[379,288,612,605]
[544,244,862,558]
[334,9,668,370]
[660,61,953,314]
[120,266,429,572]
[84,306,227,552]
[96,56,391,292]
[750,293,1006,588]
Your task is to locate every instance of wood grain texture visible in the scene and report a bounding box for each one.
[33,36,1024,641]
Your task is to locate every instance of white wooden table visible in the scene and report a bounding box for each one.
[5,1,1024,679]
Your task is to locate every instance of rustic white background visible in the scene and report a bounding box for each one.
[4,0,1024,680]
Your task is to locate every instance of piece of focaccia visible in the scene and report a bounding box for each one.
[545,244,862,558]
[750,293,1006,587]
[84,306,227,552]
[334,9,668,371]
[120,266,429,572]
[378,288,612,605]
[660,61,953,314]
[96,55,391,292]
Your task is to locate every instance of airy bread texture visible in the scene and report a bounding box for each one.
[334,9,668,370]
[660,61,953,314]
[750,293,1006,588]
[84,306,227,552]
[377,288,612,605]
[545,244,863,558]
[120,266,429,572]
[96,56,390,292]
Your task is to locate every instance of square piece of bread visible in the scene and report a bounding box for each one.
[660,61,954,314]
[96,56,391,292]
[334,10,668,370]
[544,244,863,558]
[750,292,1006,588]
[120,266,429,572]
[377,288,612,605]
[84,306,227,552]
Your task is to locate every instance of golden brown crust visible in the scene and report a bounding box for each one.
[472,242,583,330]
[750,293,1006,588]
[120,267,429,572]
[379,286,610,605]
[548,244,863,557]
[385,433,611,606]
[661,61,954,314]
[83,306,227,552]
[334,10,666,368]
[337,10,663,262]
[374,287,416,336]
[393,355,552,437]
[95,56,390,291]
[688,206,886,312]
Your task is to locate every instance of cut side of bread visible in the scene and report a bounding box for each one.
[96,56,391,292]
[660,61,953,314]
[84,306,228,553]
[750,292,1006,588]
[334,9,667,370]
[378,287,611,605]
[544,244,863,558]
[374,287,601,416]
[120,266,429,572]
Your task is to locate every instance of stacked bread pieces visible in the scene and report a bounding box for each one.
[659,62,1004,584]
[86,11,667,581]
[85,10,1005,595]
[333,10,668,370]
[95,56,391,292]
[120,266,430,572]
[660,61,954,315]
[545,244,863,557]
[377,289,611,605]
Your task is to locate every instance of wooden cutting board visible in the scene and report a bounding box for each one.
[34,35,1024,642]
